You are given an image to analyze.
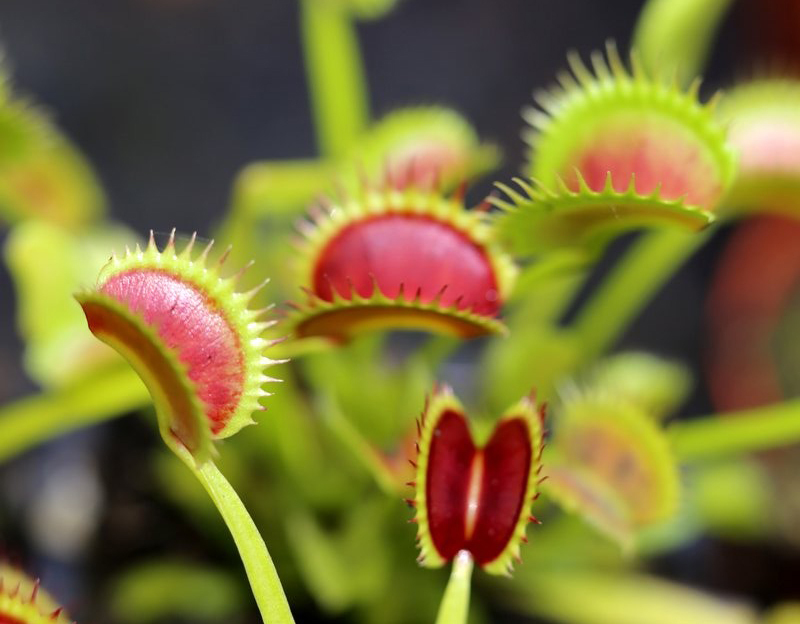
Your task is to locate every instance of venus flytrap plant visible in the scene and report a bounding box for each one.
[409,387,546,622]
[8,0,800,620]
[0,565,73,624]
[75,230,294,624]
[338,107,501,193]
[543,386,681,550]
[289,185,517,342]
[719,79,800,211]
[0,69,104,229]
[494,42,735,258]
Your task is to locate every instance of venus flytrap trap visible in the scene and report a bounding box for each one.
[338,107,501,192]
[494,42,735,258]
[719,79,800,211]
[409,387,546,623]
[0,565,73,624]
[289,185,516,342]
[0,66,104,229]
[543,386,680,550]
[75,230,294,623]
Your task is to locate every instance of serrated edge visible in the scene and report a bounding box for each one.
[409,387,546,576]
[524,41,737,208]
[289,186,517,340]
[91,229,282,441]
[491,173,714,255]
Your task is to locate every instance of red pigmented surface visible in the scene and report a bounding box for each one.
[101,269,245,434]
[425,411,533,564]
[706,215,800,410]
[0,616,25,624]
[565,118,721,208]
[426,410,474,561]
[314,215,501,316]
[730,118,800,175]
[385,142,464,189]
[468,418,532,565]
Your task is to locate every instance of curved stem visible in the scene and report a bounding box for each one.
[300,0,369,158]
[435,550,474,624]
[173,444,295,624]
[670,399,800,461]
[320,392,400,496]
[633,0,735,86]
[571,229,709,363]
[0,364,149,461]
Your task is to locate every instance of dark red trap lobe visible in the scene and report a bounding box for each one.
[425,411,533,564]
[313,215,500,316]
[426,410,474,561]
[100,269,245,434]
[467,418,532,565]
[0,616,25,624]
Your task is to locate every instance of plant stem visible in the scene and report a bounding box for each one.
[670,399,800,461]
[0,364,149,461]
[230,160,332,218]
[435,550,474,624]
[300,0,369,158]
[173,444,296,624]
[571,229,710,363]
[321,393,400,496]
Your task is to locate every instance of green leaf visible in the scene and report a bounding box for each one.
[670,398,800,460]
[0,363,149,462]
[513,570,757,624]
[109,560,247,623]
[4,220,136,387]
[584,351,692,419]
[690,459,773,539]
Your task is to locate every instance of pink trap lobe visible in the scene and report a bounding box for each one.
[566,120,721,208]
[314,215,500,316]
[101,269,245,434]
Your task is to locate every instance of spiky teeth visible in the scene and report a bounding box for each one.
[0,564,73,623]
[410,386,546,576]
[719,79,800,211]
[497,42,735,255]
[341,107,500,191]
[289,187,517,342]
[492,175,715,255]
[543,387,680,546]
[77,229,281,461]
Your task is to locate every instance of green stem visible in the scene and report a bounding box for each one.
[671,399,800,461]
[571,229,709,363]
[435,550,474,624]
[0,364,149,461]
[633,0,735,87]
[321,393,400,496]
[300,0,369,158]
[173,444,295,624]
[230,160,333,218]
